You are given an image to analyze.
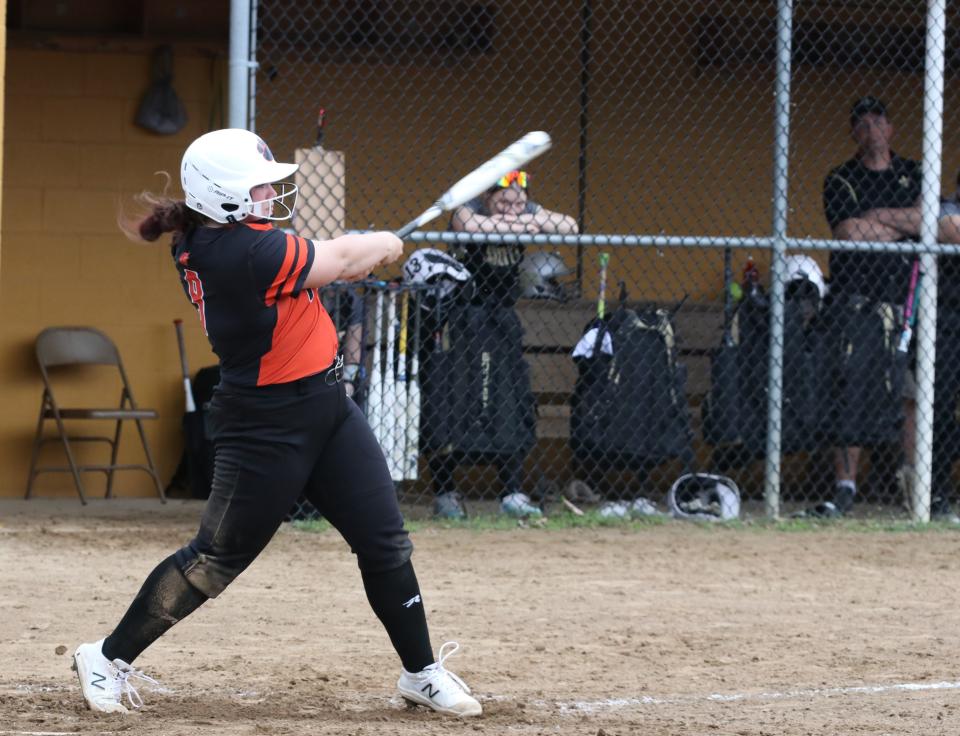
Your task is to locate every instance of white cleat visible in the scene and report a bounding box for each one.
[397,641,482,717]
[72,639,159,713]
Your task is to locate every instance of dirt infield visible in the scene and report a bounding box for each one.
[3,499,960,735]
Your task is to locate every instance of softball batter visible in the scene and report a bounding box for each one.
[72,128,481,718]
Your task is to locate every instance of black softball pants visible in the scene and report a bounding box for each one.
[175,369,412,597]
[103,367,432,668]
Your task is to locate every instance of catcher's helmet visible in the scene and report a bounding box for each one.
[181,128,299,224]
[667,473,741,521]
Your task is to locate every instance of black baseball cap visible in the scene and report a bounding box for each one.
[850,96,888,126]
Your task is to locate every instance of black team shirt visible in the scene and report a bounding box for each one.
[823,154,921,304]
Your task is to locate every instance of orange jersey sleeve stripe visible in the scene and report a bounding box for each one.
[264,233,298,307]
[279,236,311,298]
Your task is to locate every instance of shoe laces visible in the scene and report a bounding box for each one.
[109,659,161,710]
[421,642,471,695]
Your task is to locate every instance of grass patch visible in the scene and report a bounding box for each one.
[409,510,675,532]
[286,511,960,534]
[288,517,332,533]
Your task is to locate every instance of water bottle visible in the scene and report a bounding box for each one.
[742,257,765,306]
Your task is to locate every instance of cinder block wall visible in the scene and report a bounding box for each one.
[0,46,222,499]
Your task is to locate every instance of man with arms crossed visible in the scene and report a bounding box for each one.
[817,96,919,516]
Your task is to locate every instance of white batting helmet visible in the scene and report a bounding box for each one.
[784,254,827,301]
[181,128,299,224]
[668,473,741,521]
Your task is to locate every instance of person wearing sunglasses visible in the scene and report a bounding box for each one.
[420,170,577,520]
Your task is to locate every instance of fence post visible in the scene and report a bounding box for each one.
[228,0,255,129]
[763,0,795,519]
[914,0,947,522]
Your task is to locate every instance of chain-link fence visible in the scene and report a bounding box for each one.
[254,1,960,522]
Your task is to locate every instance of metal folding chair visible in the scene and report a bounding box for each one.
[25,327,166,504]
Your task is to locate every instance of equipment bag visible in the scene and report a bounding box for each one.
[702,341,741,446]
[420,301,536,457]
[570,307,692,466]
[821,296,904,447]
[739,290,829,455]
[703,289,831,456]
[135,46,188,135]
[166,365,219,499]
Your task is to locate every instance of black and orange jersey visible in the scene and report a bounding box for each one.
[173,221,338,387]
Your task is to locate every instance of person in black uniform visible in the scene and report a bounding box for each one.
[72,128,481,717]
[428,171,577,519]
[814,96,921,517]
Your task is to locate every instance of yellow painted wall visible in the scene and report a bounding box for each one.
[1,46,224,499]
[0,0,5,286]
[0,2,954,498]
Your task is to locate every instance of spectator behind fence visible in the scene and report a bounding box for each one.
[424,170,577,519]
[807,96,920,518]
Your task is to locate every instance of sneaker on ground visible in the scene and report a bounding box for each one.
[397,641,482,717]
[598,500,630,519]
[72,639,159,713]
[500,492,542,518]
[791,501,842,519]
[931,495,960,524]
[629,497,663,517]
[433,491,467,520]
[832,484,855,516]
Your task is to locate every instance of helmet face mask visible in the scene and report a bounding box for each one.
[248,181,298,221]
[181,129,300,224]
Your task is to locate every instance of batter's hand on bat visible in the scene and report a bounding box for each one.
[376,232,404,265]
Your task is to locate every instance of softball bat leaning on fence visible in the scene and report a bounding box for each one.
[385,289,402,482]
[368,289,386,453]
[395,131,553,239]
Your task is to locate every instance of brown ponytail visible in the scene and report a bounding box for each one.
[118,172,206,243]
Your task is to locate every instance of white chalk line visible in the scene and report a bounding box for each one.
[555,679,960,714]
[0,732,89,736]
[7,677,960,718]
